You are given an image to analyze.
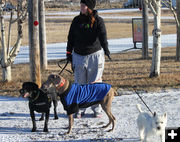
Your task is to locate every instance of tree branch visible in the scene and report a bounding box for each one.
[7,0,27,65]
[0,0,28,67]
[162,0,179,27]
[146,0,157,16]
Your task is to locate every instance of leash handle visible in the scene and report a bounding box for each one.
[135,90,154,115]
[107,54,112,61]
[58,59,73,75]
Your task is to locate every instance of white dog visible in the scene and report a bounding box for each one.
[136,104,167,142]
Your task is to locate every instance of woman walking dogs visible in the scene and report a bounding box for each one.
[66,0,111,118]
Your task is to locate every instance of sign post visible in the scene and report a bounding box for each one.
[132,18,143,48]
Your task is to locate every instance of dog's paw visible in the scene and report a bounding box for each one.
[54,116,58,120]
[39,118,44,121]
[107,129,113,132]
[64,131,71,135]
[63,126,69,129]
[43,128,48,132]
[102,124,109,129]
[102,125,107,129]
[31,128,36,132]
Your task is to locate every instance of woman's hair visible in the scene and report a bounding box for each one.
[87,8,95,28]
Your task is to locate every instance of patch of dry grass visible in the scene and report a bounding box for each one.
[103,47,180,92]
[1,47,180,97]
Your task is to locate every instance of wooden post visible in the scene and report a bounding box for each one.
[142,0,149,59]
[39,0,47,70]
[28,0,41,87]
[176,0,180,60]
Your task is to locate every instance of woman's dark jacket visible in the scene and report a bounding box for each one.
[67,10,109,55]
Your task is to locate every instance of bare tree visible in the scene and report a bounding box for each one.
[98,0,111,7]
[162,0,180,60]
[0,0,27,81]
[144,0,162,78]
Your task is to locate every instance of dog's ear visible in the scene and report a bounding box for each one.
[48,74,59,80]
[48,74,55,80]
[153,112,156,117]
[54,74,59,79]
[23,82,39,91]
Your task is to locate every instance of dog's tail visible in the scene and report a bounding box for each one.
[136,104,143,113]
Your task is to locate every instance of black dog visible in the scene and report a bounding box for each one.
[19,82,51,132]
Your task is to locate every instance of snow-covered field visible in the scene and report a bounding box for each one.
[0,90,180,142]
[1,8,179,142]
[14,34,176,64]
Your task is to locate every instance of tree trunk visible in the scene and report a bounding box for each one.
[176,0,180,60]
[0,1,11,81]
[149,0,161,78]
[28,0,41,87]
[142,0,149,59]
[39,0,47,70]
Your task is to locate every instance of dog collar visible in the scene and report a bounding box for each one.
[30,90,40,103]
[56,78,66,90]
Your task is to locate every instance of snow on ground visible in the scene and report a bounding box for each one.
[45,8,169,16]
[45,15,175,20]
[45,8,140,16]
[0,89,180,142]
[45,8,174,20]
[14,34,176,64]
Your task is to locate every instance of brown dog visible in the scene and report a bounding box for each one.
[42,74,117,134]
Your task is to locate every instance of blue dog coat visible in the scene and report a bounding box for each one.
[60,83,111,115]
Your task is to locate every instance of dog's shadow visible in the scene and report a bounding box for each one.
[56,134,140,142]
[0,112,67,121]
[0,112,30,120]
[78,113,95,118]
[73,137,141,142]
[0,126,30,134]
[58,126,141,142]
[50,113,67,119]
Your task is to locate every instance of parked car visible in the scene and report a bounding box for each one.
[123,0,141,8]
[3,3,16,11]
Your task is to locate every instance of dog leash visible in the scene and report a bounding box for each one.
[134,90,154,115]
[57,53,112,75]
[58,59,73,75]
